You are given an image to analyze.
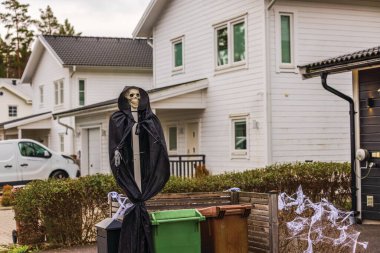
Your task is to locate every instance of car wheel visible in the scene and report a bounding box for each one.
[50,170,68,179]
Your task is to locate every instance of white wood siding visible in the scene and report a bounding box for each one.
[153,0,267,174]
[269,0,380,162]
[0,87,32,123]
[71,71,153,107]
[31,50,69,113]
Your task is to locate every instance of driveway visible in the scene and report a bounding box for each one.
[0,208,15,245]
[356,224,380,253]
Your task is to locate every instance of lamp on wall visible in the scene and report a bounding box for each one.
[367,98,375,108]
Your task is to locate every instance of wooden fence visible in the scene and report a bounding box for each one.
[109,191,278,253]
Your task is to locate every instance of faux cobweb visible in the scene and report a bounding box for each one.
[279,186,368,253]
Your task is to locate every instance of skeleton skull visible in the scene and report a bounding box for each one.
[125,88,140,110]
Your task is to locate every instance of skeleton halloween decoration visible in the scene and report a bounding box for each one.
[125,88,140,110]
[109,86,170,253]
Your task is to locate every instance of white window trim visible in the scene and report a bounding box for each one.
[8,105,17,117]
[54,79,64,106]
[214,14,248,73]
[78,78,86,106]
[167,125,178,154]
[39,85,44,106]
[230,113,250,159]
[59,133,65,153]
[275,8,298,73]
[171,36,185,74]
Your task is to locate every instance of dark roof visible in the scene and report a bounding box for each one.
[42,35,152,68]
[0,112,51,127]
[299,46,380,79]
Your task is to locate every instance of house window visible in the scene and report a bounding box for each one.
[215,15,247,69]
[54,79,64,105]
[277,11,295,70]
[8,105,17,117]
[172,36,184,72]
[39,86,44,104]
[230,114,249,158]
[168,126,178,151]
[234,120,247,150]
[59,134,65,152]
[79,79,85,106]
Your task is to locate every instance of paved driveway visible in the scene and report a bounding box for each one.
[0,208,16,245]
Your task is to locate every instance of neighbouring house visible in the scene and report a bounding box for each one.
[0,79,33,140]
[15,35,153,175]
[298,46,380,222]
[130,0,380,174]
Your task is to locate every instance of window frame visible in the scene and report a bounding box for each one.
[171,36,185,73]
[214,14,248,72]
[78,79,86,106]
[59,133,65,153]
[275,9,297,72]
[230,113,250,159]
[39,85,44,105]
[54,79,64,105]
[168,126,178,152]
[8,105,17,117]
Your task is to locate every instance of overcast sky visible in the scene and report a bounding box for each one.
[0,0,151,37]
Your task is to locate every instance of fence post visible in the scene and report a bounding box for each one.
[230,191,239,204]
[269,191,279,253]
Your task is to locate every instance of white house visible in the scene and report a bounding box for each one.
[131,0,380,174]
[0,79,33,140]
[14,35,153,175]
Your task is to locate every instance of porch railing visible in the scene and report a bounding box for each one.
[168,154,206,178]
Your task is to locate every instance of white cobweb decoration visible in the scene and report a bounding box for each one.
[279,186,368,253]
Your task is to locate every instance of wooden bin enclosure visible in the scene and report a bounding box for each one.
[110,191,279,253]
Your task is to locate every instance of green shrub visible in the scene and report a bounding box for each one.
[163,162,351,208]
[13,174,121,245]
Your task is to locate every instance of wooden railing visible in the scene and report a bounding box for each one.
[168,154,206,178]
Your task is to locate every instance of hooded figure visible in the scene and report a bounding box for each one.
[109,86,170,253]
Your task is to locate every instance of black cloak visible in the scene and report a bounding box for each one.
[109,86,170,253]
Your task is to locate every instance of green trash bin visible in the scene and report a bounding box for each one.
[150,209,205,253]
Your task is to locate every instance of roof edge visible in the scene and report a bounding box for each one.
[0,84,32,103]
[299,57,380,79]
[132,0,169,38]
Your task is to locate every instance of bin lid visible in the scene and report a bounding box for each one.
[150,209,205,225]
[95,218,122,230]
[198,204,252,218]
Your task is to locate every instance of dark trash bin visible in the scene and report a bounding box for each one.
[96,218,122,253]
[198,204,252,253]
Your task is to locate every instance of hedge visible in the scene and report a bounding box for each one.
[13,162,350,246]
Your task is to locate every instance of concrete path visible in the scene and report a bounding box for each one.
[356,224,380,253]
[0,208,16,245]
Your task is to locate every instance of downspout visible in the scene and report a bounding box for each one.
[264,0,277,165]
[57,116,75,155]
[321,73,357,217]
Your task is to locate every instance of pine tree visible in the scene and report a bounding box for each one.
[0,0,34,78]
[36,5,60,35]
[0,37,7,77]
[59,19,82,36]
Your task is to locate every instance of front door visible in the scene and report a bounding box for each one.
[359,68,380,220]
[88,128,101,175]
[186,122,199,154]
